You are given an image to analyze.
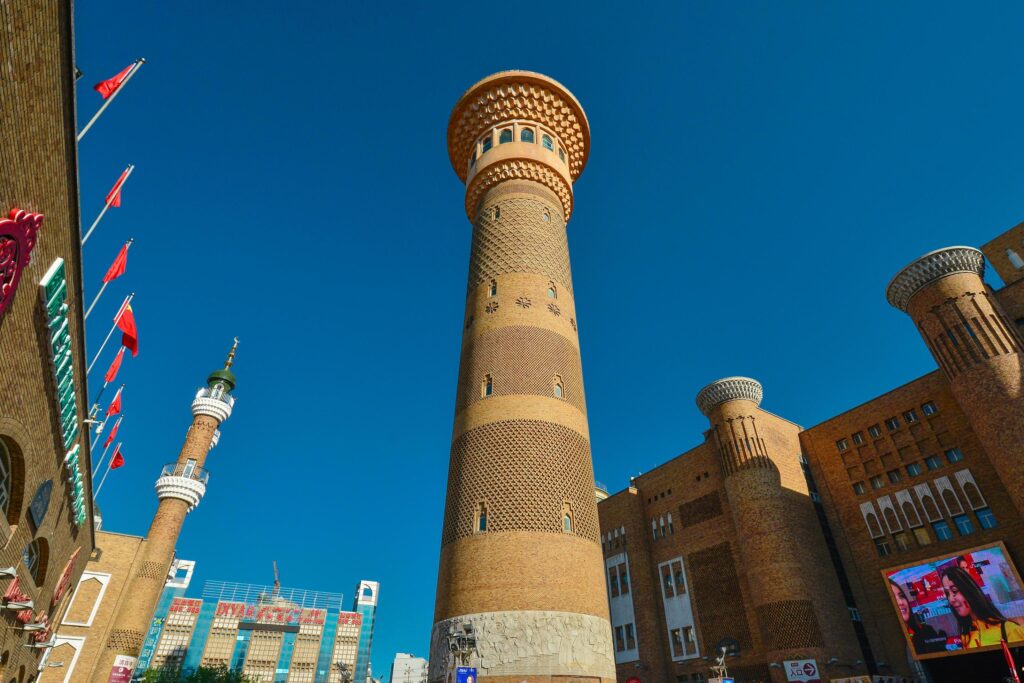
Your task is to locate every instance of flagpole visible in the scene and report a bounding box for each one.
[84,239,133,320]
[90,384,124,449]
[81,165,134,245]
[91,417,122,476]
[87,293,133,375]
[77,60,145,142]
[93,442,121,499]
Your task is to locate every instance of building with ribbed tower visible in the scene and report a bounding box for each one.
[429,71,615,683]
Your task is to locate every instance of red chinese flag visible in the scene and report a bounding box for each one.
[106,387,122,417]
[117,304,138,357]
[93,63,134,99]
[102,243,129,282]
[103,418,120,448]
[110,449,125,470]
[104,347,125,384]
[105,168,130,208]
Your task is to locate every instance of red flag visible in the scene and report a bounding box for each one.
[104,347,125,384]
[1003,640,1021,683]
[110,449,125,470]
[102,242,129,282]
[117,304,138,357]
[103,417,121,449]
[93,63,134,99]
[106,387,122,417]
[105,168,130,208]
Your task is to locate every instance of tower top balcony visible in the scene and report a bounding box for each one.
[885,246,985,312]
[696,376,763,416]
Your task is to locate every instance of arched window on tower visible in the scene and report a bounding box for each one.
[543,209,551,223]
[1009,249,1024,269]
[482,374,493,398]
[0,437,24,539]
[499,129,513,144]
[521,128,535,143]
[21,538,47,586]
[547,282,557,299]
[553,375,563,399]
[477,503,487,532]
[562,503,574,533]
[489,279,497,297]
[558,147,566,162]
[482,135,493,153]
[542,134,554,151]
[494,206,500,220]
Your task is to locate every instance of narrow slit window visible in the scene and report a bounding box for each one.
[547,282,557,298]
[489,279,497,297]
[481,136,493,153]
[494,206,500,219]
[553,376,563,398]
[558,147,566,162]
[477,503,487,532]
[482,374,493,398]
[543,210,551,222]
[542,134,554,151]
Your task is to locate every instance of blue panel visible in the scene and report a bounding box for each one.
[315,608,340,682]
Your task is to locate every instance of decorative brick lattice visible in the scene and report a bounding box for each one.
[886,246,985,311]
[136,560,167,580]
[105,628,145,652]
[466,160,574,220]
[755,599,824,650]
[678,492,723,528]
[456,326,585,413]
[468,190,573,295]
[441,420,599,545]
[688,543,754,652]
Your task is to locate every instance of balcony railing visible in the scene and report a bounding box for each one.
[160,462,210,485]
[194,386,235,406]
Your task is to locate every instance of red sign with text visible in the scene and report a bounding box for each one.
[0,209,43,319]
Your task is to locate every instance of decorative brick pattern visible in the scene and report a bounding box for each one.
[469,188,572,295]
[105,629,145,652]
[456,325,585,413]
[755,599,824,650]
[441,420,599,545]
[886,246,985,311]
[134,561,166,580]
[687,543,753,652]
[677,492,722,528]
[466,160,574,220]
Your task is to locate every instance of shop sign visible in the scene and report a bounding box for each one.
[169,598,202,614]
[40,258,86,527]
[455,667,476,683]
[0,208,43,320]
[108,654,137,683]
[51,547,81,605]
[215,601,327,625]
[784,659,821,683]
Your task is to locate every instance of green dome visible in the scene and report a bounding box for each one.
[207,368,236,391]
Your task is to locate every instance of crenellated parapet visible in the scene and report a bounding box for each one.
[885,246,985,311]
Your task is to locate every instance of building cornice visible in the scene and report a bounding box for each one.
[886,246,985,311]
[465,159,573,220]
[696,377,763,416]
[448,71,589,183]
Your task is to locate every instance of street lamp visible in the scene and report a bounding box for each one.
[447,622,477,668]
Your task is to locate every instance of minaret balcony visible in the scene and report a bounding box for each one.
[155,462,209,511]
[191,386,235,422]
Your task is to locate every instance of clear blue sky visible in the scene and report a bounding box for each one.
[74,2,1024,679]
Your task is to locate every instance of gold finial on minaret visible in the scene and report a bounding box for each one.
[225,337,239,369]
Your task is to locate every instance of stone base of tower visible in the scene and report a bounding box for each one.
[428,610,616,683]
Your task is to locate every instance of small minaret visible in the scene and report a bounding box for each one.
[89,341,238,683]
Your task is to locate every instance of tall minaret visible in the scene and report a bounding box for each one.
[887,248,1024,515]
[429,72,615,683]
[89,341,238,683]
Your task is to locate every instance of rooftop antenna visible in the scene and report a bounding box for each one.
[273,560,280,598]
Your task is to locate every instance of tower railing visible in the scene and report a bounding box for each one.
[194,386,236,406]
[160,462,210,485]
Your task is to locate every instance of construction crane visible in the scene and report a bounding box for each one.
[273,560,280,598]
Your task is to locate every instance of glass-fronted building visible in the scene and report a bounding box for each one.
[352,581,379,683]
[134,573,378,683]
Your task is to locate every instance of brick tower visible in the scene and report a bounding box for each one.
[429,72,615,683]
[89,342,238,682]
[887,247,1024,515]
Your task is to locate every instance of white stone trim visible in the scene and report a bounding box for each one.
[429,610,615,681]
[155,475,207,511]
[39,635,85,682]
[953,468,987,510]
[933,476,964,516]
[210,429,221,449]
[886,246,985,311]
[695,376,763,415]
[62,572,111,627]
[190,396,232,422]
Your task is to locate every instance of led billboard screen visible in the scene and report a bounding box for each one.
[883,542,1024,659]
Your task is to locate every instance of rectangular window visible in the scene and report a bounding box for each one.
[669,628,683,657]
[977,507,998,529]
[625,623,636,650]
[874,537,891,557]
[870,475,885,490]
[887,469,902,484]
[672,560,686,594]
[852,431,864,445]
[683,625,697,655]
[836,438,849,452]
[932,520,954,541]
[906,462,923,477]
[852,482,866,495]
[893,531,912,552]
[869,424,882,438]
[945,448,964,464]
[609,566,619,598]
[618,563,630,594]
[615,625,625,652]
[912,527,932,546]
[953,514,976,536]
[885,417,900,431]
[903,409,918,424]
[661,564,675,598]
[922,401,937,415]
[925,455,942,471]
[849,606,862,621]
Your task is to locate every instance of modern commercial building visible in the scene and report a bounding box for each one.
[598,221,1024,683]
[430,71,615,683]
[352,581,379,683]
[0,1,97,680]
[388,653,427,683]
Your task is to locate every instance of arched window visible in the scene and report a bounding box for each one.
[902,502,921,527]
[1008,249,1024,269]
[562,503,573,533]
[883,508,902,532]
[470,149,477,167]
[482,374,493,398]
[489,279,497,297]
[477,503,487,532]
[521,128,535,143]
[0,437,24,533]
[543,210,550,223]
[558,147,566,162]
[481,136,493,153]
[865,512,883,538]
[553,376,563,398]
[0,440,12,524]
[942,489,963,515]
[499,129,513,144]
[21,538,47,586]
[547,282,557,298]
[963,482,985,509]
[542,134,554,151]
[922,495,941,521]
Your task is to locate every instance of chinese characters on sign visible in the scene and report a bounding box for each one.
[784,659,821,683]
[214,601,327,625]
[0,208,43,320]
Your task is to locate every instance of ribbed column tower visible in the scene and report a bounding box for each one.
[89,342,238,682]
[887,247,1024,515]
[429,72,614,683]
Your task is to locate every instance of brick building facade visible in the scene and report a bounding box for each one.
[599,223,1024,683]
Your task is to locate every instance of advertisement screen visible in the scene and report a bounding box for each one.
[883,542,1024,660]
